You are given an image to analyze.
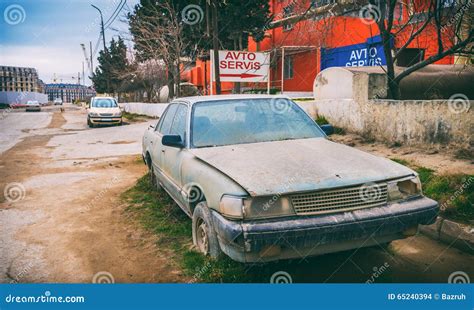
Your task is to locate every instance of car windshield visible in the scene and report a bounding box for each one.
[92,99,117,108]
[191,98,324,148]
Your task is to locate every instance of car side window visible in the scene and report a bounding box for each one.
[157,104,178,134]
[169,104,188,143]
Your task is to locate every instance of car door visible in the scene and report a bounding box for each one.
[150,104,178,185]
[162,103,190,211]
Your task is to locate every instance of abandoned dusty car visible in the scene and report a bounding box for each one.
[142,95,438,263]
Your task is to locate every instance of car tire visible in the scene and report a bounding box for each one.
[87,117,94,128]
[148,164,157,187]
[192,202,222,259]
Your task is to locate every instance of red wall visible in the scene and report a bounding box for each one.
[187,0,455,93]
[188,59,235,95]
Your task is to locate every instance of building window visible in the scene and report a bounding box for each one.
[284,55,294,79]
[396,48,425,67]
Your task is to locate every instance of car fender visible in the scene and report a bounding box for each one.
[180,154,248,213]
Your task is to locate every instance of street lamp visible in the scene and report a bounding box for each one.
[91,4,107,53]
[91,4,110,94]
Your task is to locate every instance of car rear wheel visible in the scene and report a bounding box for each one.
[192,202,222,258]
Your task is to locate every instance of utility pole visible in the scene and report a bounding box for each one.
[211,0,221,94]
[91,4,109,93]
[82,62,85,85]
[91,5,107,54]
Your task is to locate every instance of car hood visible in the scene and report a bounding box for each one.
[190,138,415,197]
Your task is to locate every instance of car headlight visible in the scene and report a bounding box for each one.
[243,196,295,219]
[114,112,122,117]
[219,195,245,219]
[89,112,98,117]
[387,176,422,201]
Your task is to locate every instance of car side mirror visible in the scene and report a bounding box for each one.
[149,124,155,129]
[320,124,334,136]
[162,135,184,148]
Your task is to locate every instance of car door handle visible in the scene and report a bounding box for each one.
[150,141,153,144]
[161,149,165,153]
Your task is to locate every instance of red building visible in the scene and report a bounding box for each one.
[186,0,458,95]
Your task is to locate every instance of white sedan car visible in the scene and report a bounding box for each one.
[142,95,438,263]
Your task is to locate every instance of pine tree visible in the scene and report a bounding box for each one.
[91,37,131,96]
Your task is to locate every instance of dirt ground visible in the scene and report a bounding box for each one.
[0,106,187,283]
[332,133,474,175]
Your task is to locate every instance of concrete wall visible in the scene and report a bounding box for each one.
[121,102,169,118]
[312,66,473,147]
[122,101,318,121]
[0,91,48,105]
[313,98,473,147]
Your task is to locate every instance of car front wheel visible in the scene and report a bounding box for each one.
[192,202,222,258]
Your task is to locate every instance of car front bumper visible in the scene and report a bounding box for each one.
[25,107,41,111]
[211,196,438,263]
[89,116,122,124]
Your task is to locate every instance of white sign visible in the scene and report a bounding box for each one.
[211,50,270,83]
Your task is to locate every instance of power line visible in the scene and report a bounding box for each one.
[103,0,123,26]
[105,0,127,30]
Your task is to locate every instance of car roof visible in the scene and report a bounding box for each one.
[173,94,291,106]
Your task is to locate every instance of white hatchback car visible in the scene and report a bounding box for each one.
[87,97,122,127]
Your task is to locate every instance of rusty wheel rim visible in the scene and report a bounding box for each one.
[196,219,209,255]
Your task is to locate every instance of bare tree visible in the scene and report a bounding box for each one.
[371,0,473,99]
[129,1,191,100]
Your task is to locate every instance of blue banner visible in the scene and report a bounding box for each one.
[321,35,390,70]
[1,284,472,310]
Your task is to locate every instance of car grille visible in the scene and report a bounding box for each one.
[291,183,388,215]
[99,113,113,117]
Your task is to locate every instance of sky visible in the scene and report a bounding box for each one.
[0,0,139,85]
